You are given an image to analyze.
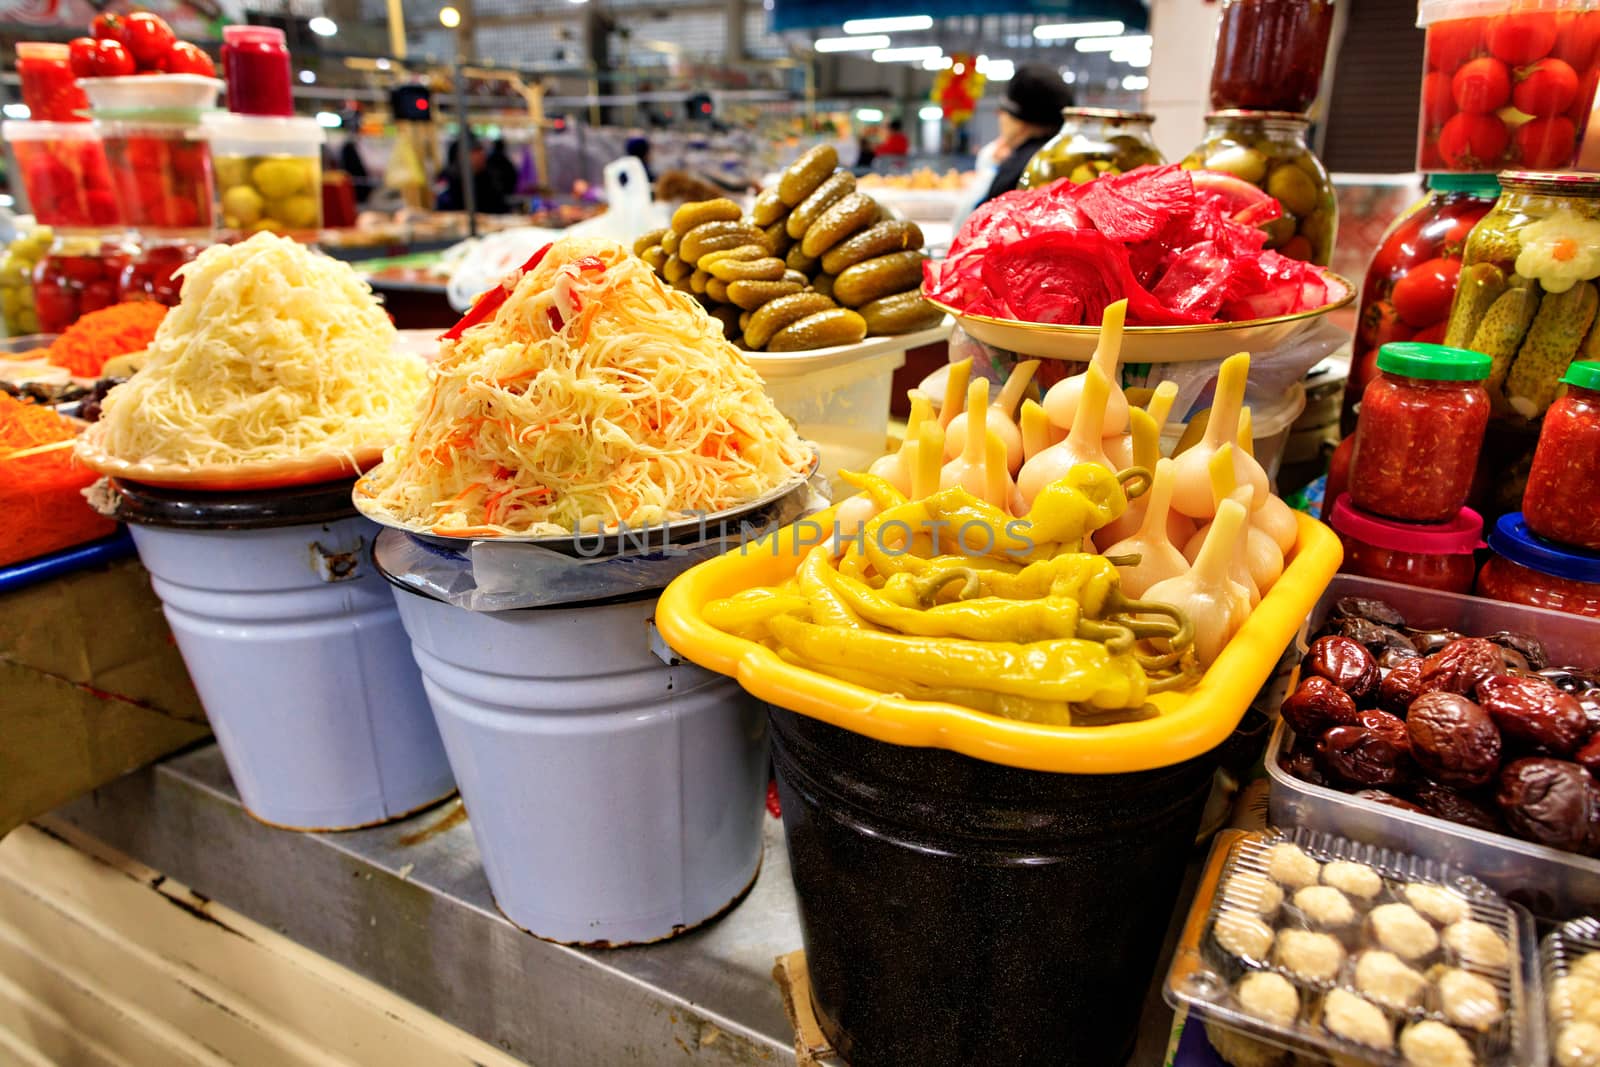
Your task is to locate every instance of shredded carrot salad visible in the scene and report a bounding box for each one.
[34,302,169,377]
[0,394,115,567]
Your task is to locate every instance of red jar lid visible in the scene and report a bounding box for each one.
[1329,495,1484,555]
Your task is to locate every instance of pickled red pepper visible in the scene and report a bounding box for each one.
[1523,361,1600,550]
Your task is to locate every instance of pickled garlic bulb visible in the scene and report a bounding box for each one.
[1017,363,1115,508]
[1104,458,1189,598]
[867,390,933,496]
[938,357,971,429]
[1145,496,1253,668]
[1096,383,1189,548]
[1170,352,1269,520]
[944,359,1039,474]
[1042,299,1131,437]
[1020,398,1056,463]
[940,377,997,497]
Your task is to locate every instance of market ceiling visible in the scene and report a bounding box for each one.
[772,0,1149,33]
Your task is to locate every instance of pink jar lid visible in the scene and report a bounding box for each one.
[1329,494,1484,555]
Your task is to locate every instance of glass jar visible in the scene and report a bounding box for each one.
[3,120,121,230]
[31,232,131,334]
[1523,360,1600,550]
[1343,173,1500,435]
[1210,0,1336,113]
[1329,494,1482,594]
[205,113,325,239]
[1477,512,1600,617]
[0,227,50,336]
[1020,109,1165,189]
[16,42,89,124]
[221,26,293,118]
[119,238,203,307]
[98,116,216,235]
[1350,341,1491,522]
[1181,110,1336,265]
[1416,0,1598,173]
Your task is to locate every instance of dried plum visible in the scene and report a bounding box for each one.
[1495,758,1597,852]
[1332,597,1406,628]
[1408,628,1465,656]
[1476,675,1590,755]
[1303,636,1380,699]
[1280,677,1360,737]
[1353,789,1426,814]
[1411,779,1502,833]
[1407,692,1501,788]
[1378,659,1426,717]
[1418,638,1505,697]
[1486,631,1547,671]
[1318,724,1408,788]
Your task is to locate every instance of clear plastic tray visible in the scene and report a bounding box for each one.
[1542,917,1600,1067]
[1167,828,1543,1067]
[1265,573,1600,922]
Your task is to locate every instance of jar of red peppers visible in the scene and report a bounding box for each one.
[31,231,131,334]
[1209,0,1336,114]
[1343,173,1499,434]
[1523,360,1600,549]
[1478,512,1600,617]
[3,120,120,230]
[1329,494,1483,594]
[16,42,89,123]
[1349,341,1492,522]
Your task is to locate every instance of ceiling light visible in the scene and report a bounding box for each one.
[1076,33,1151,52]
[1032,20,1124,41]
[376,58,392,70]
[1112,49,1151,67]
[1122,74,1149,91]
[921,55,953,70]
[815,34,890,52]
[843,15,932,33]
[854,107,884,122]
[2,104,29,119]
[978,57,1014,81]
[299,69,316,83]
[308,16,337,36]
[918,104,942,120]
[1061,70,1077,83]
[316,111,343,128]
[439,6,461,28]
[873,45,942,63]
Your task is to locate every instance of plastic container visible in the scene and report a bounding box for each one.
[1478,511,1600,617]
[743,343,904,488]
[1416,0,1599,173]
[1181,110,1336,264]
[1019,108,1164,189]
[1524,360,1600,550]
[77,74,224,114]
[97,116,216,235]
[1167,827,1543,1067]
[1209,0,1336,113]
[4,120,120,230]
[774,705,1214,1067]
[221,26,292,117]
[109,479,455,830]
[16,43,89,123]
[1349,341,1492,522]
[1344,173,1500,435]
[1328,495,1483,594]
[1541,917,1600,1067]
[204,113,325,238]
[1266,572,1600,920]
[380,552,768,945]
[31,232,130,334]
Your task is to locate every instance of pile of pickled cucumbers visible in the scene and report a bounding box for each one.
[633,145,944,352]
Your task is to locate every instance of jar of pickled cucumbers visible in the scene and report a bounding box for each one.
[1020,109,1165,189]
[204,113,325,239]
[1181,110,1337,265]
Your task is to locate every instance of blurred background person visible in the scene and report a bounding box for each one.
[975,63,1074,207]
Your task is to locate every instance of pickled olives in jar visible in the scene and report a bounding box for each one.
[1021,109,1165,189]
[1523,361,1600,550]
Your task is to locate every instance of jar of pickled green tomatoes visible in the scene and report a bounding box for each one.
[1021,108,1165,189]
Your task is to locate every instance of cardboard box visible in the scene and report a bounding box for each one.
[0,557,208,837]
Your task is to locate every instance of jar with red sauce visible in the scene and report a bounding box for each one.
[221,26,293,118]
[1329,494,1483,594]
[1349,342,1491,523]
[1478,512,1600,617]
[16,43,89,123]
[4,121,120,230]
[1523,360,1600,550]
[1209,0,1336,114]
[1343,173,1499,435]
[31,232,131,334]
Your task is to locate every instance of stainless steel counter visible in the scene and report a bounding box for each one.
[45,743,1190,1066]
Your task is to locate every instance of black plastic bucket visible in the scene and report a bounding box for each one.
[769,706,1216,1067]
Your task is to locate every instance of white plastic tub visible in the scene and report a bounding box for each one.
[389,587,768,945]
[126,514,454,831]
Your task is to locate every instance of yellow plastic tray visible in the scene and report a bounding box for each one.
[656,510,1343,774]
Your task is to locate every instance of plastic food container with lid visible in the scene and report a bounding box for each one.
[204,113,325,238]
[1542,917,1600,1067]
[1209,0,1337,114]
[1479,511,1600,616]
[1020,108,1165,189]
[1524,360,1600,550]
[1416,0,1600,173]
[1181,110,1336,264]
[3,120,120,231]
[1328,494,1483,594]
[1167,826,1544,1067]
[15,42,89,123]
[1349,341,1492,523]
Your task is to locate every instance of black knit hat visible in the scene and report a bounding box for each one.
[999,63,1076,128]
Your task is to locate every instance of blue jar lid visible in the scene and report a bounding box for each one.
[1488,513,1600,584]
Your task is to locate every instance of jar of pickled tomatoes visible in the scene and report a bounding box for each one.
[1349,342,1492,522]
[1478,512,1600,617]
[15,43,89,123]
[1343,173,1499,435]
[1522,360,1600,550]
[1329,494,1482,593]
[32,231,131,334]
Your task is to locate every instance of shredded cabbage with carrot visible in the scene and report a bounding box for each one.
[356,237,810,537]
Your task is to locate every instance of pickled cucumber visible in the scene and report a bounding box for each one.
[751,188,788,227]
[787,245,820,274]
[787,172,856,239]
[662,253,692,283]
[777,145,839,207]
[811,274,835,300]
[1471,284,1541,400]
[670,198,742,235]
[633,229,668,256]
[745,292,839,349]
[706,277,730,303]
[1466,219,1521,269]
[708,303,741,339]
[690,269,711,294]
[832,251,927,308]
[661,229,681,255]
[820,220,925,276]
[1444,263,1508,349]
[767,308,867,351]
[697,244,768,270]
[726,278,805,311]
[706,255,786,283]
[799,193,879,259]
[859,290,944,336]
[640,245,668,272]
[679,221,768,265]
[762,219,793,257]
[782,269,808,287]
[1506,281,1598,415]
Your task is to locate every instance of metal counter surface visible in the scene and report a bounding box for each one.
[46,743,1187,1066]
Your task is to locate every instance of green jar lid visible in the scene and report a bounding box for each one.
[1377,341,1493,381]
[1562,360,1600,392]
[1426,173,1501,197]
